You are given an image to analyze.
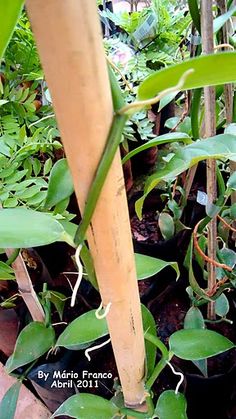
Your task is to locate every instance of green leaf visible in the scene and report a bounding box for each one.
[138,53,236,101]
[184,307,205,330]
[184,307,207,377]
[136,134,236,218]
[5,322,55,373]
[135,253,179,281]
[0,261,15,280]
[3,197,18,208]
[0,0,24,59]
[227,170,236,190]
[43,157,52,176]
[141,304,157,378]
[48,291,67,321]
[51,394,119,419]
[122,133,191,164]
[0,381,21,419]
[0,208,66,248]
[215,293,230,317]
[213,5,236,34]
[158,213,175,240]
[155,390,187,419]
[169,329,235,360]
[45,158,74,208]
[55,310,109,350]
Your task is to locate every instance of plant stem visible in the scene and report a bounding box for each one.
[201,0,217,320]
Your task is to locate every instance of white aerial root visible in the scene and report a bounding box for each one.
[85,338,111,361]
[71,244,83,307]
[95,301,112,319]
[166,361,184,394]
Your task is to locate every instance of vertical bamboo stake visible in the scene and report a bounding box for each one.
[5,249,45,322]
[26,0,146,410]
[201,0,217,320]
[217,0,236,210]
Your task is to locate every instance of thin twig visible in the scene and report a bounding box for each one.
[117,69,194,115]
[193,220,232,272]
[106,55,134,92]
[217,214,236,233]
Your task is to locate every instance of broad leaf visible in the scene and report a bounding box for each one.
[55,310,109,350]
[0,381,21,419]
[169,329,235,360]
[45,158,74,208]
[136,134,236,218]
[158,213,175,240]
[0,208,67,248]
[215,293,230,317]
[184,307,207,377]
[141,304,157,378]
[51,394,119,419]
[5,322,55,373]
[155,390,187,419]
[0,1,24,59]
[135,253,179,281]
[138,52,236,101]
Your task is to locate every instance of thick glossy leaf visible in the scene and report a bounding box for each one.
[45,158,74,208]
[122,133,191,164]
[184,307,207,376]
[169,329,235,360]
[55,310,109,350]
[215,293,230,317]
[135,253,179,281]
[0,1,24,59]
[141,304,157,378]
[5,322,55,373]
[0,381,21,419]
[136,134,236,218]
[158,213,175,240]
[51,394,119,419]
[138,53,236,101]
[0,208,67,248]
[184,307,205,330]
[155,390,187,419]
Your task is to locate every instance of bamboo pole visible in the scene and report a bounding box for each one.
[5,249,45,322]
[201,0,217,320]
[26,0,146,410]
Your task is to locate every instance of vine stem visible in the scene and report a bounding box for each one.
[193,219,232,272]
[201,0,217,320]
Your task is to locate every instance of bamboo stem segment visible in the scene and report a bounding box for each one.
[5,249,45,322]
[26,0,146,409]
[201,0,217,320]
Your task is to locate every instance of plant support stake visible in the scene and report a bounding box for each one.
[26,0,146,411]
[201,0,217,320]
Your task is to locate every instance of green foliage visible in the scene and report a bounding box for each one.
[155,390,187,419]
[0,381,21,419]
[55,310,109,350]
[5,322,55,373]
[135,253,180,280]
[52,393,119,419]
[169,329,235,360]
[0,208,70,248]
